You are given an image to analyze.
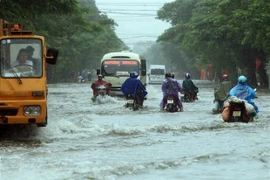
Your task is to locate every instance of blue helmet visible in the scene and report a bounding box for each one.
[185,73,190,79]
[130,71,138,78]
[238,75,247,84]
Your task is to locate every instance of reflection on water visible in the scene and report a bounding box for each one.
[0,82,269,180]
[0,124,39,140]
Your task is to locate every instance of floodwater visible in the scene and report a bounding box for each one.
[0,80,269,180]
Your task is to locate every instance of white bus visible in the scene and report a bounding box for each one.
[97,51,147,96]
[148,65,166,84]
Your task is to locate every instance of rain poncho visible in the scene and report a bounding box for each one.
[182,79,198,94]
[229,83,259,113]
[160,78,183,109]
[162,78,181,96]
[214,81,232,101]
[91,80,111,96]
[121,77,147,98]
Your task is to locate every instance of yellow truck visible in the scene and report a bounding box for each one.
[0,19,58,127]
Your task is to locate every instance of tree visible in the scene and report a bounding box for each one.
[0,0,78,22]
[1,0,125,83]
[39,0,124,82]
[157,0,270,87]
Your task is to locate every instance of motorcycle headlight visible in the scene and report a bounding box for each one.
[23,106,41,116]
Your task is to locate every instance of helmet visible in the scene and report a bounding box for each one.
[222,73,229,80]
[238,75,247,84]
[98,74,102,79]
[130,71,138,78]
[165,73,171,78]
[185,73,190,79]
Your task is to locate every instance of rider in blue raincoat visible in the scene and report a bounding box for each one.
[229,75,259,114]
[121,71,147,106]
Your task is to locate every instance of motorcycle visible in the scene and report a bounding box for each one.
[91,84,110,103]
[181,90,198,102]
[222,97,256,123]
[125,94,140,111]
[164,95,178,112]
[212,100,225,114]
[222,89,257,123]
[227,101,253,123]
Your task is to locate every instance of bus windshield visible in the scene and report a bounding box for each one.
[102,59,139,76]
[0,38,42,78]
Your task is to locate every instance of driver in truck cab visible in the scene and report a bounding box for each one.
[11,48,33,70]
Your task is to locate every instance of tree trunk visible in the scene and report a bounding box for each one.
[257,61,269,88]
[243,49,257,87]
[255,50,269,89]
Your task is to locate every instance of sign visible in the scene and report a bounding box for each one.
[122,61,137,65]
[104,60,138,65]
[104,61,120,65]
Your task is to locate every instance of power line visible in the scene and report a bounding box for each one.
[99,9,158,12]
[100,10,191,17]
[117,34,163,38]
[96,3,167,6]
[101,11,156,16]
[95,2,173,45]
[112,19,163,22]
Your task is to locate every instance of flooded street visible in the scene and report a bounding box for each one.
[0,81,269,180]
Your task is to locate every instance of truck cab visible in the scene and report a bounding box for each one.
[0,19,58,127]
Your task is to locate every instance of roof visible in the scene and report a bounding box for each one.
[101,51,144,60]
[149,65,166,69]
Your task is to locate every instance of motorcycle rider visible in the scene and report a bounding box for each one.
[212,73,232,113]
[229,75,259,115]
[182,73,199,102]
[91,74,112,101]
[160,73,183,112]
[121,71,147,107]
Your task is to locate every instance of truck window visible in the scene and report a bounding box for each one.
[0,39,42,77]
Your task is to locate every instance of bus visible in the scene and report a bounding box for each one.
[148,65,166,84]
[0,19,58,127]
[97,51,147,96]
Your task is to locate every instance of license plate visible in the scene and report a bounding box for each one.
[127,99,134,104]
[167,99,174,104]
[233,111,241,116]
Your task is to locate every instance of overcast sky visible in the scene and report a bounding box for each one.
[95,0,174,48]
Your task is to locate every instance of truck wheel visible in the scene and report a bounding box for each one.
[37,111,48,127]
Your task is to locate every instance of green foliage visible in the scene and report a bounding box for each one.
[0,0,78,22]
[156,0,270,85]
[1,0,124,82]
[157,0,198,26]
